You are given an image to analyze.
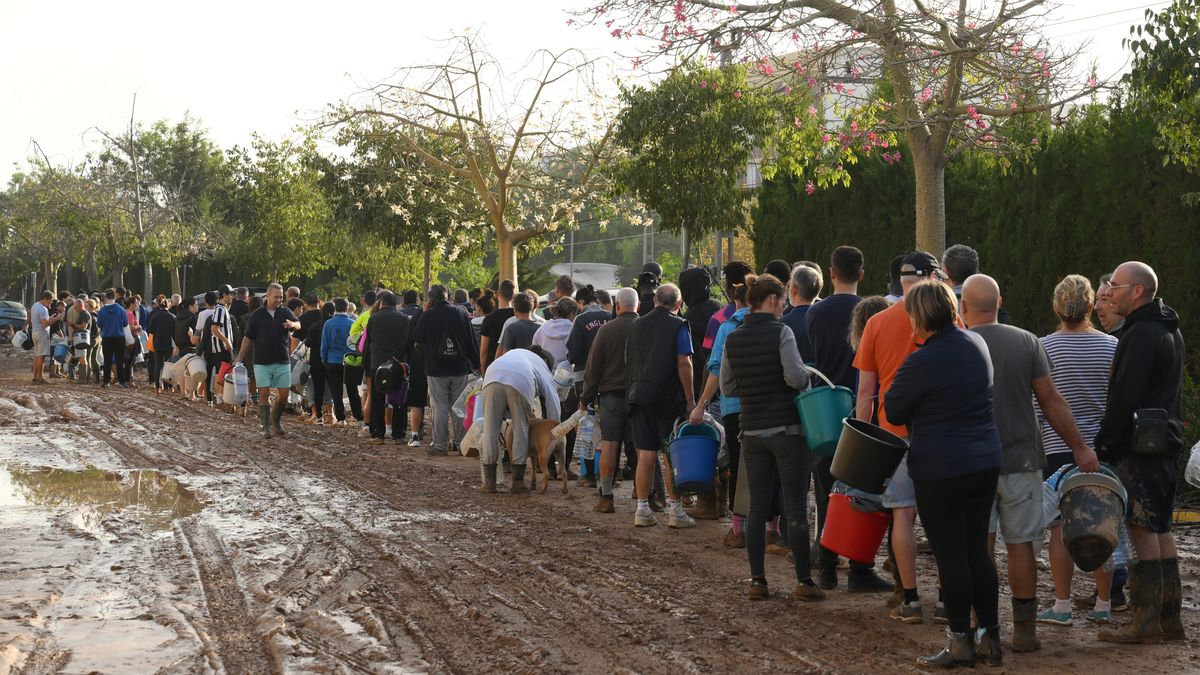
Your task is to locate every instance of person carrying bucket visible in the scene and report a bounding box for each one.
[962,273,1099,654]
[1095,261,1187,645]
[883,281,1003,668]
[718,273,822,602]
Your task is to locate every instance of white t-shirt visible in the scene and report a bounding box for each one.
[30,302,50,341]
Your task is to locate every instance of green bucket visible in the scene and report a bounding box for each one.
[795,367,855,457]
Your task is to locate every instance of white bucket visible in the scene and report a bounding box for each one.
[185,354,206,378]
[222,374,238,405]
[161,358,178,385]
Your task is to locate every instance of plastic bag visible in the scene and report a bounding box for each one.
[832,480,888,513]
[1105,517,1136,571]
[1186,440,1200,489]
[452,375,482,418]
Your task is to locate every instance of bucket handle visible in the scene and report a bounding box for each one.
[805,366,837,390]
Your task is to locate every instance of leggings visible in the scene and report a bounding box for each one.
[914,468,1001,633]
[742,431,811,582]
[101,337,125,384]
[723,413,741,511]
[150,349,169,388]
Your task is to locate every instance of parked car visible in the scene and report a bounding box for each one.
[0,300,29,330]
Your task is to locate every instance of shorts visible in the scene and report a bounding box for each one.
[32,335,51,357]
[629,404,673,452]
[989,470,1044,544]
[1043,452,1074,479]
[1116,454,1179,534]
[254,362,291,389]
[597,393,630,443]
[882,455,916,508]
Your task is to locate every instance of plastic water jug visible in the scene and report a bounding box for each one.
[574,410,596,465]
[232,362,249,405]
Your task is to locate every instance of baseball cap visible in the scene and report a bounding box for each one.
[900,251,943,278]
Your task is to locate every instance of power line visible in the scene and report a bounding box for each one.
[1044,2,1167,28]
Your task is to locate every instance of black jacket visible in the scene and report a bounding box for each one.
[365,307,412,372]
[148,308,176,353]
[567,307,612,372]
[412,300,480,376]
[1095,299,1185,461]
[581,311,637,403]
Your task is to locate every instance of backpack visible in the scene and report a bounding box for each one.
[434,332,461,362]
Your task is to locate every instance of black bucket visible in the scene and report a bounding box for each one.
[830,418,909,494]
[1059,467,1127,572]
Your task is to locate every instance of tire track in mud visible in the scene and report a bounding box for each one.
[176,520,280,675]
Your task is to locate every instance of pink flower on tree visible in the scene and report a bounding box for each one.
[1031,137,1039,145]
[699,80,707,88]
[729,3,737,12]
[1087,77,1098,88]
[805,181,816,195]
[794,116,802,127]
[834,82,845,93]
[807,105,818,116]
[918,87,933,103]
[821,133,832,143]
[733,90,743,98]
[761,64,775,75]
[967,105,980,120]
[783,84,793,94]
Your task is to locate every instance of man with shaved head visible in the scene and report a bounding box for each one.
[1095,261,1186,644]
[962,274,1098,652]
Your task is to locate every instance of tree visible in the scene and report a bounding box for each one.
[1,162,97,295]
[328,33,616,288]
[582,0,1098,253]
[319,116,489,292]
[223,136,332,283]
[1125,0,1200,205]
[611,63,792,265]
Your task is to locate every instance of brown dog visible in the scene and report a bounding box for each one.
[504,418,568,494]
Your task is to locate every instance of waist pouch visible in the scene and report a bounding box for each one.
[1133,408,1170,456]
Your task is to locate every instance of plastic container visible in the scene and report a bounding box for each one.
[184,354,206,378]
[576,408,595,475]
[222,374,238,405]
[1186,440,1200,489]
[794,367,854,457]
[668,421,720,493]
[820,492,891,563]
[1059,465,1128,572]
[160,357,179,385]
[830,418,909,494]
[232,363,249,404]
[51,340,70,363]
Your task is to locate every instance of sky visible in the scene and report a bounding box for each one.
[0,0,1169,185]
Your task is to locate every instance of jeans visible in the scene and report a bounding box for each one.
[325,363,363,422]
[101,337,124,385]
[428,374,468,451]
[123,346,138,384]
[370,384,408,440]
[743,431,812,581]
[481,383,530,465]
[914,468,1000,633]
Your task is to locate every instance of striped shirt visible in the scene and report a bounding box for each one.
[207,305,233,354]
[1037,331,1117,457]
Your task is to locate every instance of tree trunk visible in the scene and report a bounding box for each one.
[143,259,153,301]
[423,244,432,295]
[913,152,947,255]
[42,259,59,296]
[86,243,100,290]
[680,223,692,269]
[63,261,74,293]
[112,261,125,289]
[170,267,182,296]
[498,236,518,292]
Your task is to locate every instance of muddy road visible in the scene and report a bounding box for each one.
[0,348,1196,674]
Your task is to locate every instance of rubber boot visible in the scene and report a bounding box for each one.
[593,495,615,513]
[715,473,729,518]
[509,465,528,494]
[259,405,273,438]
[1099,559,1164,644]
[1011,599,1041,652]
[917,629,975,669]
[973,625,1003,667]
[1161,558,1185,641]
[480,464,497,494]
[271,402,287,436]
[688,489,720,520]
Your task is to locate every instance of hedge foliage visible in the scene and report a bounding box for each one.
[753,103,1199,374]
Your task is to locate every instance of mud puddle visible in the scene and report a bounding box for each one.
[0,465,204,537]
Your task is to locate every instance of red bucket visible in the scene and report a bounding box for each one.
[820,493,890,564]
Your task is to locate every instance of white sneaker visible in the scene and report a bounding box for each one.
[407,434,421,447]
[633,507,657,527]
[667,502,696,529]
[357,426,371,438]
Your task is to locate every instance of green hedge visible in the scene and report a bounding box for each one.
[754,104,1199,375]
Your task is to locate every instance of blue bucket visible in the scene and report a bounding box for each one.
[668,422,720,493]
[52,343,70,363]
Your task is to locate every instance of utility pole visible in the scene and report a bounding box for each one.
[569,228,575,279]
